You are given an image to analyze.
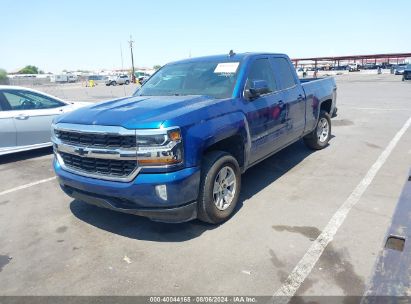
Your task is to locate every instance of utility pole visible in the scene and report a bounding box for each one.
[128,35,136,83]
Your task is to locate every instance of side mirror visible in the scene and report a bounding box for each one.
[244,80,271,100]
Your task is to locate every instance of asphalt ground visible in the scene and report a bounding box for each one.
[0,74,410,298]
[27,82,139,102]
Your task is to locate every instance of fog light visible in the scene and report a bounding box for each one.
[155,185,167,201]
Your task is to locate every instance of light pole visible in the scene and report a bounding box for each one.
[128,35,136,83]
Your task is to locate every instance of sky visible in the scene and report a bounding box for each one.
[1,0,410,73]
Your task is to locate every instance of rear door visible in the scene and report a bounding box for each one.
[243,57,289,164]
[2,89,67,146]
[271,57,306,142]
[0,93,17,151]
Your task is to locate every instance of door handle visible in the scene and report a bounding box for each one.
[297,94,304,101]
[14,114,29,120]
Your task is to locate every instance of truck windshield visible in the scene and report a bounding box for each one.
[134,60,240,99]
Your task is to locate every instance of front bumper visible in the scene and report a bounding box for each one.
[54,158,201,223]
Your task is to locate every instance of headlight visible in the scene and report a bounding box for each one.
[136,128,183,166]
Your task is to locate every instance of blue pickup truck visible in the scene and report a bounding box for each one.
[52,52,337,224]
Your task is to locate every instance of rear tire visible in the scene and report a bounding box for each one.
[303,110,331,150]
[111,81,117,86]
[125,80,130,85]
[197,151,241,224]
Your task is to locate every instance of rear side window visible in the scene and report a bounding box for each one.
[273,58,297,90]
[245,58,277,93]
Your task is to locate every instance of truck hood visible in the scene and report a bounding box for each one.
[56,95,219,129]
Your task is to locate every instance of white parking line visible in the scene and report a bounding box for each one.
[342,106,411,111]
[273,116,411,303]
[0,176,56,197]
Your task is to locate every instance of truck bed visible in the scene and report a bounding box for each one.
[300,76,337,129]
[300,77,336,110]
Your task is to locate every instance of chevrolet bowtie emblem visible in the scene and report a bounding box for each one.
[74,147,88,156]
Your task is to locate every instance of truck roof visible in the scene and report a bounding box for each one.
[168,52,288,65]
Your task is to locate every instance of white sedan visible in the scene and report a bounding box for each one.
[0,86,88,156]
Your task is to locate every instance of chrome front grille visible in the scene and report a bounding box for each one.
[52,123,139,182]
[55,129,136,148]
[59,152,136,177]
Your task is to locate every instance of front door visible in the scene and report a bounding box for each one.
[0,94,16,151]
[1,89,66,146]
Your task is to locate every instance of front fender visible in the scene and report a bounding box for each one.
[183,111,251,168]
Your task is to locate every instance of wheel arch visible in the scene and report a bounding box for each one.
[319,99,332,115]
[203,133,246,170]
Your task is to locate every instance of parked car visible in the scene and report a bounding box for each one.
[295,67,305,78]
[105,75,130,86]
[67,74,78,83]
[0,86,88,156]
[138,75,150,85]
[87,75,105,81]
[363,63,378,70]
[348,63,360,72]
[403,65,411,81]
[332,65,349,71]
[52,52,337,224]
[395,65,407,75]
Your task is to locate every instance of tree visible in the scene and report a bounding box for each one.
[18,65,39,74]
[0,69,7,81]
[153,65,162,70]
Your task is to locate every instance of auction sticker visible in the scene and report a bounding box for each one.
[214,62,240,74]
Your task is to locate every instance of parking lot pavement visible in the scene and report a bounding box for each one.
[24,82,139,102]
[0,74,410,296]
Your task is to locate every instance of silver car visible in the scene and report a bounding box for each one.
[105,75,130,86]
[0,86,88,156]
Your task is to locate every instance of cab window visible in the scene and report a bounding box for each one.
[245,58,278,94]
[272,58,297,90]
[2,90,65,110]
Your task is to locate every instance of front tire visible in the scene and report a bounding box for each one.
[198,151,241,224]
[125,80,130,85]
[303,110,331,150]
[111,81,117,86]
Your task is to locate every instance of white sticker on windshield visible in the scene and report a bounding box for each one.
[214,62,240,74]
